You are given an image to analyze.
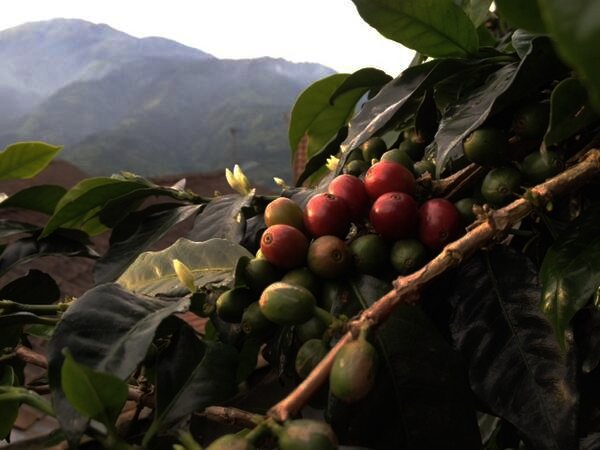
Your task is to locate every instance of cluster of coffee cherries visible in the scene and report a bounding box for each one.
[461,101,563,209]
[213,143,470,415]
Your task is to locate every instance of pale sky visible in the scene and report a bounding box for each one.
[0,0,415,76]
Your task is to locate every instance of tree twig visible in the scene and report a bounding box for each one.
[196,406,265,428]
[430,163,487,199]
[268,149,600,422]
[15,346,48,369]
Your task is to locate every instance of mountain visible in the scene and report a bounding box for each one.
[0,18,212,97]
[0,19,334,183]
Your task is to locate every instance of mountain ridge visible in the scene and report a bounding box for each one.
[0,18,335,183]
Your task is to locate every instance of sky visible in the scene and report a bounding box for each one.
[0,0,415,76]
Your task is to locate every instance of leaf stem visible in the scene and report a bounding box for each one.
[0,299,69,314]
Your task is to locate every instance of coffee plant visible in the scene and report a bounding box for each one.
[2,1,600,449]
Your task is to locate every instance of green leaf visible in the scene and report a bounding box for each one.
[95,204,203,284]
[0,270,60,305]
[329,68,392,104]
[47,283,189,446]
[342,59,474,152]
[495,0,546,33]
[545,78,599,146]
[0,234,98,277]
[0,367,19,440]
[458,0,493,27]
[98,185,197,228]
[449,248,577,449]
[351,0,479,58]
[42,177,151,238]
[0,185,67,215]
[0,142,62,181]
[0,220,38,240]
[348,275,483,449]
[236,337,262,383]
[61,351,128,425]
[434,37,566,176]
[144,325,238,445]
[296,126,348,187]
[187,193,253,244]
[538,0,600,111]
[540,206,600,350]
[289,74,365,160]
[117,238,252,295]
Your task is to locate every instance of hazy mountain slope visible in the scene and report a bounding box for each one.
[0,18,212,97]
[62,57,324,182]
[0,19,335,183]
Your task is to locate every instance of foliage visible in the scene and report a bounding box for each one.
[1,2,600,450]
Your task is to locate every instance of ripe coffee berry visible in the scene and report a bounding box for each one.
[264,197,304,230]
[364,160,416,200]
[327,174,369,220]
[260,224,309,269]
[418,198,462,251]
[369,192,418,240]
[304,193,351,238]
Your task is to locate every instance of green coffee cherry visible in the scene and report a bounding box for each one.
[216,288,254,323]
[330,336,378,403]
[295,339,329,379]
[278,419,338,450]
[206,434,255,450]
[259,282,316,325]
[481,167,522,206]
[241,302,276,338]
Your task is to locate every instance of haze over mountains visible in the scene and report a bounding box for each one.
[0,19,334,183]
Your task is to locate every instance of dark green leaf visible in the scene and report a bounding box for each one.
[540,205,600,349]
[61,351,128,424]
[459,0,493,27]
[350,275,483,450]
[187,193,254,244]
[146,325,237,444]
[572,306,600,374]
[351,0,478,57]
[25,323,55,340]
[0,142,62,181]
[0,220,38,240]
[414,89,439,142]
[495,0,546,33]
[117,238,251,296]
[41,177,152,238]
[448,248,577,450]
[477,24,497,48]
[0,234,98,277]
[239,214,267,255]
[511,29,538,59]
[0,185,66,215]
[0,366,19,440]
[0,270,59,305]
[342,59,474,151]
[237,337,262,383]
[329,68,392,104]
[98,186,195,228]
[289,74,365,160]
[0,312,59,327]
[434,37,566,176]
[47,283,189,446]
[581,434,600,450]
[538,0,600,111]
[545,78,599,146]
[296,126,348,186]
[95,204,202,284]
